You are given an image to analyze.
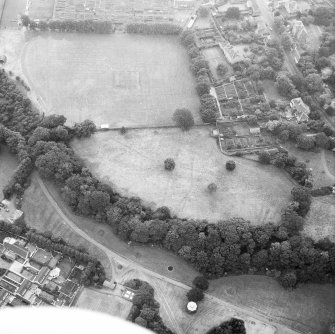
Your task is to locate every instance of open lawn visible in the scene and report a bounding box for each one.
[304,195,335,242]
[21,174,113,279]
[22,33,200,127]
[209,275,335,334]
[72,127,293,224]
[0,146,18,200]
[262,79,282,101]
[76,287,132,318]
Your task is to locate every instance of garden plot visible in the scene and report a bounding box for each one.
[72,127,293,224]
[22,33,200,127]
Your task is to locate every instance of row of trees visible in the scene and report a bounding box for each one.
[125,279,174,334]
[21,15,115,34]
[126,23,181,35]
[180,30,219,123]
[206,318,246,334]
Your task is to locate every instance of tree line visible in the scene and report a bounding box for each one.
[0,58,334,290]
[21,15,115,34]
[126,23,181,35]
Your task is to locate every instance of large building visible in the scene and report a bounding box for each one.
[290,97,310,122]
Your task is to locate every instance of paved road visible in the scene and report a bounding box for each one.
[36,175,302,334]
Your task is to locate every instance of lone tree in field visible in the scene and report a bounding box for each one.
[173,108,195,131]
[258,151,271,164]
[207,183,218,193]
[226,160,236,171]
[193,276,209,291]
[226,7,240,19]
[187,287,204,302]
[216,63,228,77]
[164,158,175,171]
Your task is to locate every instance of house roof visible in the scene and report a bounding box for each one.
[17,279,32,296]
[39,291,54,304]
[3,242,29,259]
[291,98,310,114]
[35,267,50,284]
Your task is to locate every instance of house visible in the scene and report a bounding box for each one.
[3,242,29,261]
[256,21,270,38]
[291,20,308,45]
[0,289,9,307]
[290,98,310,122]
[249,126,261,135]
[35,266,50,285]
[100,124,109,130]
[173,0,196,8]
[39,291,54,304]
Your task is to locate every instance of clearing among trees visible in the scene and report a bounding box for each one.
[0,147,18,191]
[72,127,293,224]
[22,33,200,127]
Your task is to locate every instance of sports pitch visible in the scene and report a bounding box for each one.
[22,33,200,127]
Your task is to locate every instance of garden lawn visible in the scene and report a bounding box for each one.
[22,33,200,127]
[72,127,293,224]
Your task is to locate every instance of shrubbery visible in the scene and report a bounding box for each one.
[164,158,176,171]
[126,23,181,35]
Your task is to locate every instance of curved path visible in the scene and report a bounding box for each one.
[36,175,301,334]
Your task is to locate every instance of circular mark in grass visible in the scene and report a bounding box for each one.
[117,264,123,270]
[167,266,173,272]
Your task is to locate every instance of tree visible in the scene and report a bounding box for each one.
[196,81,211,96]
[20,14,30,27]
[173,109,195,130]
[305,73,324,93]
[193,276,209,291]
[314,132,329,149]
[198,6,209,17]
[281,33,293,50]
[258,151,271,164]
[187,287,204,302]
[296,134,315,150]
[207,183,218,193]
[279,271,297,289]
[291,186,311,216]
[226,160,236,171]
[226,7,240,20]
[216,63,228,77]
[281,205,304,233]
[164,158,175,171]
[73,120,96,138]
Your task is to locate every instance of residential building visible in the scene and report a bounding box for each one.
[3,242,29,261]
[291,20,308,45]
[290,97,310,122]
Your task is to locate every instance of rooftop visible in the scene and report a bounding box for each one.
[3,242,29,259]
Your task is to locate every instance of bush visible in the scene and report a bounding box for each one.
[207,183,218,193]
[187,287,204,302]
[258,151,271,164]
[279,271,297,289]
[173,108,195,130]
[193,276,209,291]
[164,158,175,171]
[226,160,236,171]
[217,63,228,77]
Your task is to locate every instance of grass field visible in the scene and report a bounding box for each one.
[304,195,335,242]
[21,174,113,278]
[262,79,282,101]
[72,127,293,224]
[22,33,200,127]
[209,275,335,334]
[0,146,18,198]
